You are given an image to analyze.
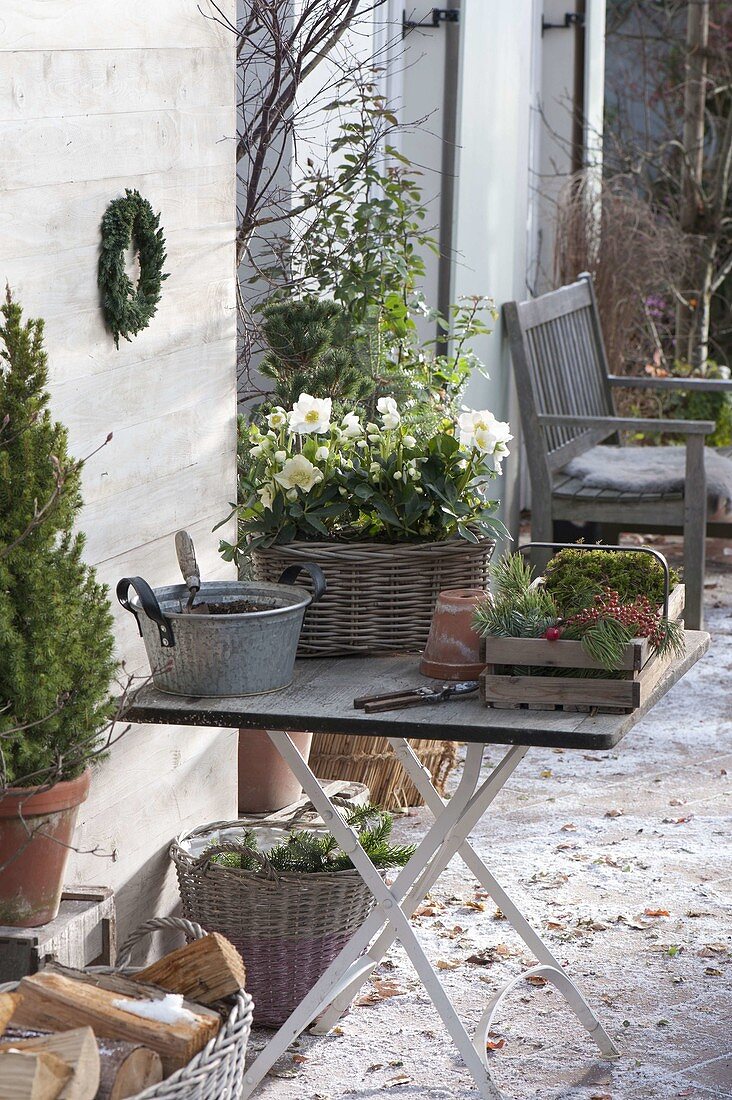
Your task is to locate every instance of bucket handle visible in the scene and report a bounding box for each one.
[277,562,327,604]
[116,576,176,648]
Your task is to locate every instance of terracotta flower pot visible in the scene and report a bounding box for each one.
[420,588,486,680]
[0,769,91,927]
[238,730,313,813]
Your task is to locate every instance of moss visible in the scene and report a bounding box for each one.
[543,548,680,617]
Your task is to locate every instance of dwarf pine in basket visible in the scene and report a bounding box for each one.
[0,291,117,786]
[208,805,415,874]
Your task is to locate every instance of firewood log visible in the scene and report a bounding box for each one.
[134,933,246,1006]
[1,1031,162,1100]
[0,1049,71,1100]
[0,992,21,1036]
[94,1040,162,1100]
[0,1027,99,1100]
[11,969,219,1075]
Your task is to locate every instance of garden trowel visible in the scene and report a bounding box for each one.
[175,530,210,614]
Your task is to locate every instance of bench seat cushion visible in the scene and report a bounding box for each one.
[557,445,732,520]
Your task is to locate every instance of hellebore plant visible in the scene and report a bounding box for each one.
[222,393,511,560]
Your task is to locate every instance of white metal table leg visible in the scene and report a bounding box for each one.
[312,742,529,1034]
[267,733,505,1100]
[241,737,514,1098]
[390,738,620,1059]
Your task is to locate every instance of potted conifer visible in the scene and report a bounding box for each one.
[0,290,117,926]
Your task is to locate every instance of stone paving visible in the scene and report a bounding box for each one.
[253,538,732,1099]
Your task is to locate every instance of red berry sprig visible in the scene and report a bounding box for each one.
[544,626,561,641]
[564,587,666,646]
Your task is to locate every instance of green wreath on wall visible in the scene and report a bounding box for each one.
[98,189,168,348]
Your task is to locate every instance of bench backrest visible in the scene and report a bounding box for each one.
[503,273,615,492]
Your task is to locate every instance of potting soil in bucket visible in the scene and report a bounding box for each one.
[171,823,376,1026]
[117,563,325,697]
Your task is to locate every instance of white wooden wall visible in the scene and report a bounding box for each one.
[0,1,238,945]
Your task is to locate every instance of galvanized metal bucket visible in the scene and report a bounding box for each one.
[116,564,325,697]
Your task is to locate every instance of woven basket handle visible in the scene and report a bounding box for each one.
[196,841,281,882]
[116,916,206,970]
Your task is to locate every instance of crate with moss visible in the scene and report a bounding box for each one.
[475,549,685,713]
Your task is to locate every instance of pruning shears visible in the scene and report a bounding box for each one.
[353,681,479,714]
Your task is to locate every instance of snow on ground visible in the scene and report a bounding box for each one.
[252,539,732,1099]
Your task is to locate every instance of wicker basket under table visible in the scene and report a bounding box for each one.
[309,734,458,810]
[171,823,378,1028]
[1,916,254,1100]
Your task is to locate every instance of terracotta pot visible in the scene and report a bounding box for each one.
[238,730,313,813]
[0,769,91,927]
[420,588,486,680]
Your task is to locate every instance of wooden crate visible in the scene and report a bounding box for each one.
[480,585,685,714]
[0,886,115,983]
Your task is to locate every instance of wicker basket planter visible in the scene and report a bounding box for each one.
[0,916,253,1100]
[250,536,495,656]
[171,822,378,1027]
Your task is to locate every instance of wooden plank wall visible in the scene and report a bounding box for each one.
[0,1,239,945]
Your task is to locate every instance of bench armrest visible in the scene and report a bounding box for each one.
[607,374,732,394]
[538,414,716,436]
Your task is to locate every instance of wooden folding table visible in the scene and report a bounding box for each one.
[125,630,710,1100]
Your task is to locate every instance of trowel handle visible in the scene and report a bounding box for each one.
[175,530,200,594]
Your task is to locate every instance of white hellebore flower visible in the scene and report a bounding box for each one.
[315,446,329,461]
[289,393,332,435]
[340,412,363,439]
[275,454,323,493]
[459,409,513,456]
[267,407,288,429]
[274,450,286,463]
[257,484,275,510]
[377,396,401,430]
[403,435,417,448]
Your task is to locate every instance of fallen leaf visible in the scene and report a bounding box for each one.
[525,974,547,987]
[560,822,577,832]
[661,815,693,824]
[493,908,506,920]
[669,798,685,806]
[644,908,670,918]
[540,769,552,778]
[697,943,728,956]
[463,898,486,912]
[485,1038,505,1051]
[605,808,623,818]
[436,958,461,970]
[386,1075,412,1087]
[590,1094,612,1099]
[704,967,723,977]
[413,904,439,918]
[546,920,565,930]
[367,1064,384,1073]
[292,1054,308,1064]
[355,979,406,1006]
[330,1026,344,1036]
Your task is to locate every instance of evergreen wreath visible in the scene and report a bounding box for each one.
[98,189,168,348]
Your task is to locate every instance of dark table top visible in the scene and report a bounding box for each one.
[123,631,710,751]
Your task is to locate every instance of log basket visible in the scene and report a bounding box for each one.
[0,916,254,1100]
[170,822,378,1027]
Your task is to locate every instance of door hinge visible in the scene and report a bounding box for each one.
[541,11,585,35]
[403,8,460,37]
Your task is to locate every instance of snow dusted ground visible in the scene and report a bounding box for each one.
[252,539,732,1099]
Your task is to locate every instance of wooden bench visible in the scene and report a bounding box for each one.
[504,272,732,628]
